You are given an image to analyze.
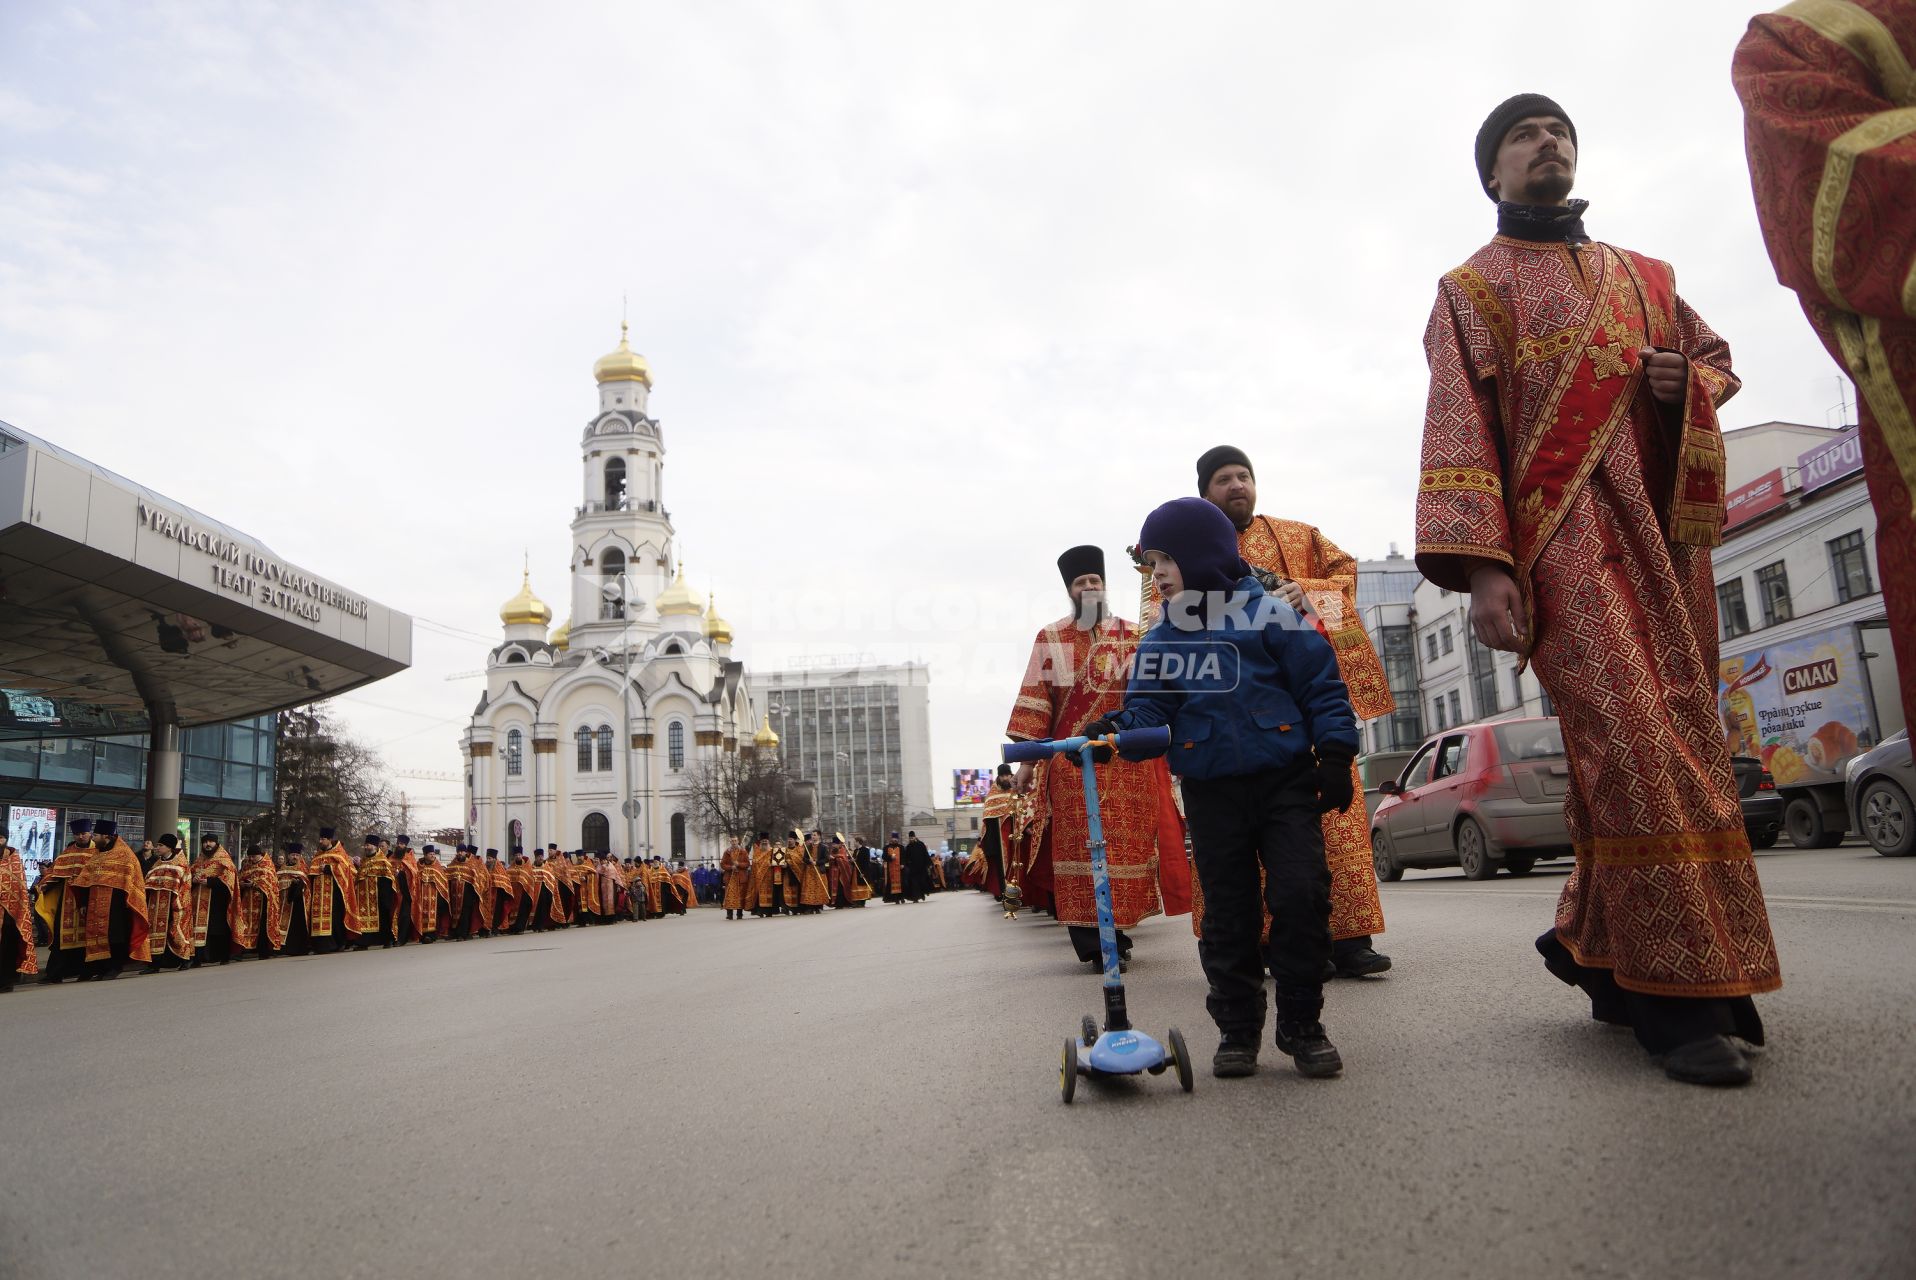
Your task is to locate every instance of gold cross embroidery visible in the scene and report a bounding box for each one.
[1590,343,1630,380]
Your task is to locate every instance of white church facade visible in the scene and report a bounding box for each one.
[459,327,775,861]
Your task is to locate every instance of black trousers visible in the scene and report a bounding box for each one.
[1182,766,1331,1036]
[1,911,23,990]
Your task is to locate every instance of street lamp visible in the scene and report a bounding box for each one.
[599,576,650,860]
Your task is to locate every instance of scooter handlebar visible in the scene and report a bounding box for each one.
[1000,725,1171,764]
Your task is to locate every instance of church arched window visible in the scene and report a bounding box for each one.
[596,724,614,771]
[506,729,524,777]
[670,812,686,859]
[575,726,594,772]
[582,812,610,854]
[604,458,627,510]
[668,721,685,771]
[600,548,626,620]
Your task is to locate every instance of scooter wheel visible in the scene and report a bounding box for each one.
[1167,1027,1193,1093]
[1081,1015,1099,1047]
[1061,1038,1078,1104]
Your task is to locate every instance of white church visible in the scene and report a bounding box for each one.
[459,327,775,861]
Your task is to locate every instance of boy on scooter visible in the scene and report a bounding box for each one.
[1082,497,1359,1080]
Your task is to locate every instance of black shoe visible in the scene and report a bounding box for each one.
[1334,947,1392,978]
[1274,1021,1343,1078]
[1212,1035,1259,1078]
[1654,1035,1753,1087]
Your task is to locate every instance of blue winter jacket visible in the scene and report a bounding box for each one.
[1107,576,1358,781]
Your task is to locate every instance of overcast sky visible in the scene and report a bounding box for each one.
[1,1,1848,828]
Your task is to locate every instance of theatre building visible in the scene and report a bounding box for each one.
[0,422,410,872]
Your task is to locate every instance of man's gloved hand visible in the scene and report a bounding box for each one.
[1315,743,1357,814]
[1070,716,1118,766]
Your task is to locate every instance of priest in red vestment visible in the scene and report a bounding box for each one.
[1007,545,1189,968]
[1,831,37,990]
[1734,0,1916,733]
[34,820,98,983]
[70,821,150,978]
[141,838,193,972]
[1416,95,1781,1086]
[235,845,287,958]
[190,835,240,966]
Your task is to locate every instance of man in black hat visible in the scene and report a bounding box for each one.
[1191,444,1393,979]
[1006,546,1182,968]
[1414,94,1778,1087]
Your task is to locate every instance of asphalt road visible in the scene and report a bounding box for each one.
[3,844,1911,1280]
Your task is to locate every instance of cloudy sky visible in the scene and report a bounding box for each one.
[1,1,1848,827]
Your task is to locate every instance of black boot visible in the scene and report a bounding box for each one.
[1332,936,1391,978]
[1212,1032,1259,1078]
[1274,984,1342,1078]
[1655,1036,1752,1087]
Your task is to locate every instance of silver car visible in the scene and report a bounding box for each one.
[1846,730,1913,857]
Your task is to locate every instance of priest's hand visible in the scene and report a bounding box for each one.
[1468,563,1528,652]
[1638,348,1687,405]
[1013,761,1035,793]
[1272,578,1308,611]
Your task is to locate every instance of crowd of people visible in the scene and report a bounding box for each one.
[710,829,972,918]
[0,820,706,985]
[0,816,1008,989]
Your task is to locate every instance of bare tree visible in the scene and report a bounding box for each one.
[259,704,395,849]
[853,786,905,844]
[683,751,803,843]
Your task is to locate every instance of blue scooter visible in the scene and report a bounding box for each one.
[1003,724,1194,1103]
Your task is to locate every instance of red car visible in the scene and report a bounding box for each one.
[1370,717,1573,881]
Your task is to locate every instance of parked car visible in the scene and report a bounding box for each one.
[1370,717,1573,881]
[1732,755,1783,849]
[1846,730,1913,857]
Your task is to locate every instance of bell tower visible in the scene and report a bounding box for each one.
[569,323,675,651]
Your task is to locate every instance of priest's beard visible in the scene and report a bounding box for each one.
[1515,169,1574,205]
[1070,591,1106,630]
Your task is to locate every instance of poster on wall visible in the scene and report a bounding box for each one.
[7,805,59,875]
[1719,623,1877,787]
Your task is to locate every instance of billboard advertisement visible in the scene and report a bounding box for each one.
[7,805,59,877]
[1725,468,1787,529]
[952,768,994,805]
[1798,427,1864,495]
[1719,623,1879,787]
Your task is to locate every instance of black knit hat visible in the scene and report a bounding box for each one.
[1196,445,1253,494]
[1475,94,1576,200]
[1056,545,1105,587]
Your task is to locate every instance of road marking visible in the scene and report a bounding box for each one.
[1388,887,1916,914]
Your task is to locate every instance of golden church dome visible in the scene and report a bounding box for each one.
[549,617,571,649]
[655,563,703,617]
[753,717,780,749]
[704,594,733,644]
[500,569,553,628]
[593,322,652,386]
